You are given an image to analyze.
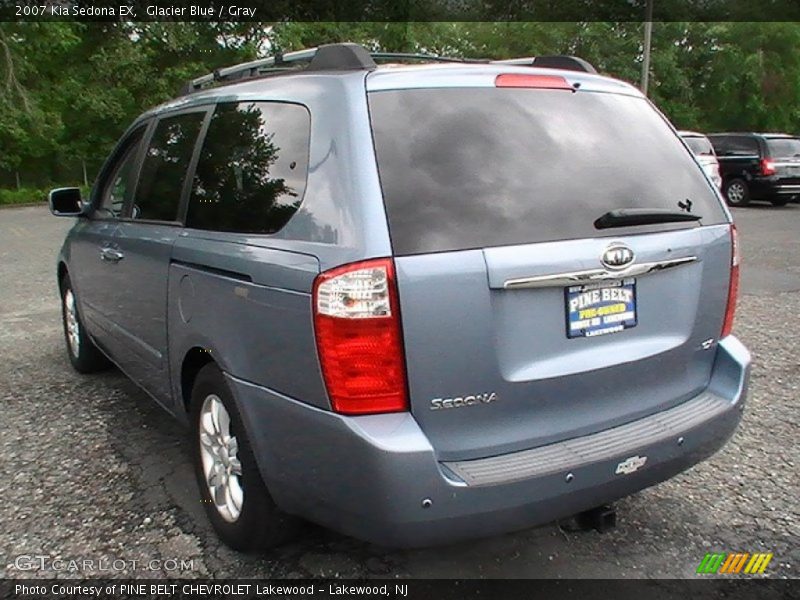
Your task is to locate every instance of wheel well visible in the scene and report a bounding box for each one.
[181,347,214,412]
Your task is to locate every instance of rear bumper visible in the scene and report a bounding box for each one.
[229,336,750,548]
[751,179,800,197]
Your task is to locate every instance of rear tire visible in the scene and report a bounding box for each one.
[724,178,750,206]
[770,198,789,207]
[60,274,111,373]
[190,363,298,551]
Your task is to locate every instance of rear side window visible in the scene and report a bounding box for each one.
[714,136,759,156]
[186,102,311,234]
[132,112,205,222]
[683,135,714,156]
[766,137,800,158]
[369,88,727,256]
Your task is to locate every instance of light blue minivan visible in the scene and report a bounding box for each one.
[49,44,749,550]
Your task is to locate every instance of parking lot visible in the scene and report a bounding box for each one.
[0,204,797,579]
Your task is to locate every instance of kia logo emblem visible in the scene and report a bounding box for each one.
[601,244,635,270]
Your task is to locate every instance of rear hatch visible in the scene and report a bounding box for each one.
[367,70,732,461]
[766,136,800,184]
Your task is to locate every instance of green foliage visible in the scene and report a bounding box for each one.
[1,22,800,193]
[0,187,48,205]
[0,185,91,206]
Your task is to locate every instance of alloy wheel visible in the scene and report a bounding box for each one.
[727,182,745,204]
[198,394,244,522]
[64,289,80,357]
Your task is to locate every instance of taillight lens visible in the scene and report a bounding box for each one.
[313,258,408,415]
[495,73,572,90]
[721,224,740,338]
[760,158,776,176]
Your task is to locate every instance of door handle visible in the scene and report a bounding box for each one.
[100,247,124,262]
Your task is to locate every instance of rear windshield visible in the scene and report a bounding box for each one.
[683,135,715,156]
[369,88,727,255]
[766,137,800,158]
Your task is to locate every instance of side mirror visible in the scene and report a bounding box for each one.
[49,187,87,217]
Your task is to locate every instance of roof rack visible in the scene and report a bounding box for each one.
[181,43,377,95]
[492,56,597,74]
[370,52,481,64]
[180,43,597,95]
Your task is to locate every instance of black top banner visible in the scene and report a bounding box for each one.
[2,0,800,22]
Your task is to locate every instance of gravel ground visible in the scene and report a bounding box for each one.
[0,204,797,579]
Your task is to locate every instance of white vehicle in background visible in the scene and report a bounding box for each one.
[680,130,723,189]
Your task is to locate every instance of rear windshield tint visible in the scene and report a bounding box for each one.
[683,135,715,156]
[766,137,800,158]
[369,88,727,255]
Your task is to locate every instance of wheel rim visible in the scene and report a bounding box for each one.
[199,394,244,523]
[64,289,80,357]
[727,182,745,203]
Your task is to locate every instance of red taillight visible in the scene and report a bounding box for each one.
[495,73,573,90]
[721,224,740,338]
[312,258,408,415]
[760,158,776,176]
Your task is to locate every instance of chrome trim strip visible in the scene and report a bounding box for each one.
[502,256,698,289]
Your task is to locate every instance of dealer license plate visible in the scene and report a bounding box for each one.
[566,279,637,338]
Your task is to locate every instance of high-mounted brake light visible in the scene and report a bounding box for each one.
[721,224,740,338]
[313,258,409,415]
[760,158,776,176]
[495,73,573,90]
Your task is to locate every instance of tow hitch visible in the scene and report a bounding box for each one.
[562,504,617,533]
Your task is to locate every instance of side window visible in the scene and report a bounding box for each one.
[727,136,759,155]
[132,112,205,222]
[96,127,146,218]
[709,137,729,155]
[186,102,311,234]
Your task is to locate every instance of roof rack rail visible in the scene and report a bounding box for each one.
[180,43,598,96]
[370,52,481,64]
[493,55,597,74]
[181,43,377,95]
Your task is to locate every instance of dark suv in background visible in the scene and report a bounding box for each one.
[708,132,800,207]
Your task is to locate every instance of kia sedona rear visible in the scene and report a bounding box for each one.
[54,44,749,551]
[330,65,749,546]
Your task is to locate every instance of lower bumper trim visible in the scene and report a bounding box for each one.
[443,390,729,487]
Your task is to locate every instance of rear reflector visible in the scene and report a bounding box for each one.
[721,224,739,338]
[495,73,573,90]
[313,258,409,415]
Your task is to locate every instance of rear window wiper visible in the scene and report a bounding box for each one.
[594,208,702,230]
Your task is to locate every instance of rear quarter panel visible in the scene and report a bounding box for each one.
[167,235,327,417]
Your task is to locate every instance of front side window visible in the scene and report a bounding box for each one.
[186,102,311,234]
[132,112,205,222]
[96,127,146,218]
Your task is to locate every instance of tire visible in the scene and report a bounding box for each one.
[190,363,298,551]
[770,198,789,207]
[723,178,750,207]
[60,273,111,373]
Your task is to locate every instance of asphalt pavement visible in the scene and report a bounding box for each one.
[0,204,797,579]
